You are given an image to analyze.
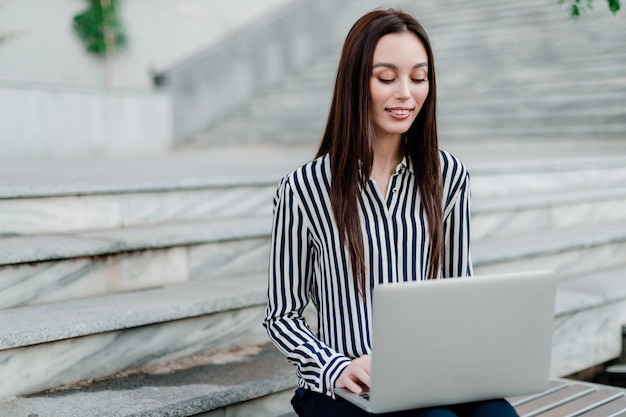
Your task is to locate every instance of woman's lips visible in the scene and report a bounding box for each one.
[386,107,414,120]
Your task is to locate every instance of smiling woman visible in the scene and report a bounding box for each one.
[263,8,518,417]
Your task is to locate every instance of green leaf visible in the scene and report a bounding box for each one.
[72,0,127,56]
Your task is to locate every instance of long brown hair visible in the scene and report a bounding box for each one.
[316,9,443,291]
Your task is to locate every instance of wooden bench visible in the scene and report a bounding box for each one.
[277,379,626,416]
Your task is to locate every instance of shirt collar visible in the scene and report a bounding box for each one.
[397,154,414,175]
[357,154,414,178]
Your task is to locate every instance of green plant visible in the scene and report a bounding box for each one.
[73,0,127,55]
[559,0,621,16]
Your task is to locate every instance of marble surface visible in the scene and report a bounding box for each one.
[0,216,270,265]
[0,145,312,199]
[551,301,625,377]
[0,218,271,308]
[0,144,624,405]
[473,222,626,277]
[1,203,624,310]
[0,274,265,350]
[0,186,275,237]
[0,305,268,399]
[0,271,275,399]
[3,151,625,248]
[2,265,622,399]
[195,390,294,417]
[190,237,271,280]
[0,343,295,417]
[475,242,626,279]
[549,266,626,376]
[469,159,626,198]
[557,266,626,315]
[472,188,626,241]
[0,248,188,309]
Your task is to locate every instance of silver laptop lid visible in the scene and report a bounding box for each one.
[366,270,557,413]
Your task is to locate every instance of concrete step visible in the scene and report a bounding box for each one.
[1,263,624,415]
[0,274,269,399]
[554,266,626,376]
[1,152,625,309]
[467,156,626,198]
[473,187,626,241]
[0,188,622,405]
[439,89,626,110]
[0,206,626,398]
[0,342,295,417]
[6,147,625,238]
[0,146,313,236]
[441,125,626,142]
[473,221,626,279]
[2,187,625,311]
[0,185,277,237]
[0,217,270,309]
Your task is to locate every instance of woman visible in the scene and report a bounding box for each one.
[264,8,519,417]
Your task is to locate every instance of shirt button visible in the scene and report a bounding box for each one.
[392,188,398,193]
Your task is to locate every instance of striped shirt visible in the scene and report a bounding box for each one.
[264,150,472,397]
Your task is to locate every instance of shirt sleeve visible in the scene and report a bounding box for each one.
[442,168,473,278]
[263,177,351,396]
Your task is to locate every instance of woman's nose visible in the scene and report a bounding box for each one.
[394,79,411,99]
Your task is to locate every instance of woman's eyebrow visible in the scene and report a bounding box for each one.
[372,62,428,70]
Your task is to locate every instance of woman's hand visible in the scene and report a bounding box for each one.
[335,355,371,394]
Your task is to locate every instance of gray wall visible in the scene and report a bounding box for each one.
[0,0,294,89]
[164,0,384,144]
[0,82,172,157]
[0,0,385,156]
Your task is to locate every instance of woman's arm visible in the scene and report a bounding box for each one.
[263,177,351,396]
[442,161,473,278]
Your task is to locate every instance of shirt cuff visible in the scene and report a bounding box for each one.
[322,355,352,398]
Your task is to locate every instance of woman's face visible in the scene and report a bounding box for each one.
[369,31,430,141]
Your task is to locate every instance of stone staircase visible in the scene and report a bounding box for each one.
[469,156,626,378]
[0,0,625,416]
[1,150,625,417]
[191,0,626,147]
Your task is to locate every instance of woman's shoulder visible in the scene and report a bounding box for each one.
[439,149,469,183]
[438,149,470,209]
[439,149,467,172]
[277,153,331,193]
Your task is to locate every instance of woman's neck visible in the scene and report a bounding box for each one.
[371,134,404,197]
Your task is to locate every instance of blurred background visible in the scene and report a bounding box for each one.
[0,0,624,158]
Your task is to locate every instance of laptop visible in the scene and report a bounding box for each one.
[335,270,557,414]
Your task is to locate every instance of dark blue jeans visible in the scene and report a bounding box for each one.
[291,388,519,417]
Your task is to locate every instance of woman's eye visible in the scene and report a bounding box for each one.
[412,78,428,83]
[378,78,395,84]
